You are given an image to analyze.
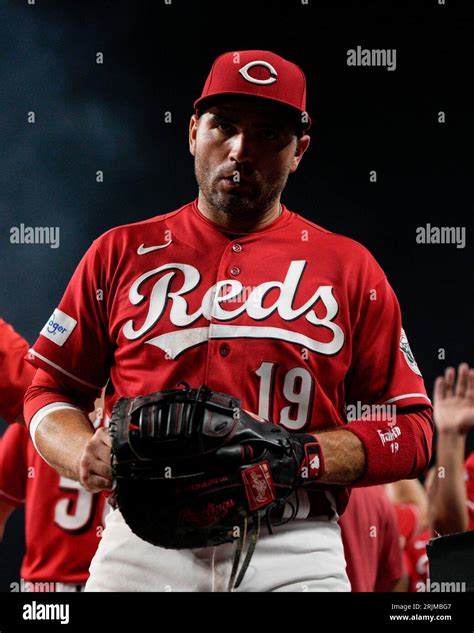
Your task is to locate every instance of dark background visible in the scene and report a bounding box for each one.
[0,0,473,591]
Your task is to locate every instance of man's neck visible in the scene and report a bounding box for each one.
[197,194,282,233]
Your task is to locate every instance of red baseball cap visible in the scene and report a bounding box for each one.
[194,50,311,130]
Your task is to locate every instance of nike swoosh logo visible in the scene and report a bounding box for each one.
[137,241,172,255]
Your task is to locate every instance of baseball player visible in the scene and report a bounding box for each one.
[405,526,431,592]
[386,478,428,555]
[23,50,433,592]
[386,479,429,591]
[0,319,107,590]
[0,318,35,545]
[0,316,34,550]
[0,318,36,424]
[0,408,108,591]
[339,486,404,592]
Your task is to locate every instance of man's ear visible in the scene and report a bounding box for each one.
[189,114,199,157]
[290,134,311,173]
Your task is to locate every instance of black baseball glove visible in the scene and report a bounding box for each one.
[109,383,323,589]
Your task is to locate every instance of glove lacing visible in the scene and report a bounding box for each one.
[227,489,301,592]
[227,513,261,592]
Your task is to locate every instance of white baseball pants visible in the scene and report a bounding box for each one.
[85,506,350,592]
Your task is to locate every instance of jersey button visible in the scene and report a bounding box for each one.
[220,344,230,357]
[230,266,240,276]
[232,243,242,253]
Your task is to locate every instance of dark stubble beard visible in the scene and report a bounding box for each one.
[194,153,290,220]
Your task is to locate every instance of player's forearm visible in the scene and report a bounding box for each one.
[313,408,433,486]
[429,430,468,535]
[313,429,366,484]
[35,409,94,481]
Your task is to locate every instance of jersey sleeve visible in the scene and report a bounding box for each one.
[342,262,433,485]
[0,319,36,424]
[0,423,28,507]
[23,367,95,435]
[26,242,111,399]
[346,275,431,410]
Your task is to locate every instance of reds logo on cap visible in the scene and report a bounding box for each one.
[239,60,278,85]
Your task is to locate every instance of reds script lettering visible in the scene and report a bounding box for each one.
[123,260,344,358]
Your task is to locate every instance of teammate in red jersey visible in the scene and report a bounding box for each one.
[339,486,404,592]
[402,364,474,592]
[465,452,474,529]
[0,319,106,590]
[0,318,35,541]
[0,319,36,424]
[0,411,107,591]
[405,526,431,592]
[24,50,433,591]
[385,477,429,591]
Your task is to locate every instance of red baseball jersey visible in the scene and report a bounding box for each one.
[26,200,431,515]
[340,486,404,591]
[405,527,430,592]
[0,319,36,424]
[0,422,107,583]
[393,502,420,547]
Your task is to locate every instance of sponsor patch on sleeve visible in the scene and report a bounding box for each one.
[40,309,77,347]
[400,328,422,376]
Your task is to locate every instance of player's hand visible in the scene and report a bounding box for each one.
[79,427,112,492]
[433,363,474,435]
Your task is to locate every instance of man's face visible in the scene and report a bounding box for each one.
[189,99,310,218]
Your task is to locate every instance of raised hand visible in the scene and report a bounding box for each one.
[433,363,474,435]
